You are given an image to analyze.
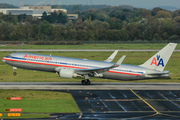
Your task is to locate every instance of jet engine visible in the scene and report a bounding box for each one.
[59,68,81,79]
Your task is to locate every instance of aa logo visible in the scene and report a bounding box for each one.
[150,55,164,67]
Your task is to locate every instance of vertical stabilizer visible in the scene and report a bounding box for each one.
[139,43,177,71]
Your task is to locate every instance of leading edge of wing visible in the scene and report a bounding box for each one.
[104,50,118,62]
[75,55,126,75]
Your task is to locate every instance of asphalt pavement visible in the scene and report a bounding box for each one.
[0,82,180,90]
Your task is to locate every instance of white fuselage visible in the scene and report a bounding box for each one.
[2,52,169,80]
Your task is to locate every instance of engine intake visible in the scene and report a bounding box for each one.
[59,68,81,79]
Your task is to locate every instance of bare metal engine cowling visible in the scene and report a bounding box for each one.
[59,68,80,79]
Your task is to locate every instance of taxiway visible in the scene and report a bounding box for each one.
[0,82,180,90]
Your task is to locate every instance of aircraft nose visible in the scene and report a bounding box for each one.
[2,57,6,63]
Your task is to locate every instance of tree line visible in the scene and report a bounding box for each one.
[0,5,180,41]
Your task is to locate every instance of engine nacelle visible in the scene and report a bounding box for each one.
[94,73,103,78]
[59,68,81,79]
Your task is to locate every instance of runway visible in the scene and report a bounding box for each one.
[0,82,180,90]
[0,83,180,119]
[1,49,180,52]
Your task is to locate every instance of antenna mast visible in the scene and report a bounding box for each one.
[20,0,24,7]
[51,0,54,5]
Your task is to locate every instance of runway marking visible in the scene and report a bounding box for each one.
[106,111,180,113]
[158,92,180,109]
[108,92,127,112]
[161,113,180,118]
[129,88,159,114]
[97,97,111,111]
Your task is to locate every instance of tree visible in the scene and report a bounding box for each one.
[52,25,65,40]
[156,10,171,18]
[173,9,180,18]
[66,29,77,40]
[144,17,159,40]
[57,12,69,24]
[87,30,95,40]
[161,19,176,36]
[72,5,81,11]
[169,35,179,40]
[9,23,26,40]
[174,16,180,22]
[81,9,98,21]
[109,17,122,30]
[119,29,129,41]
[109,10,127,21]
[31,24,39,40]
[76,29,87,40]
[95,13,110,22]
[151,7,164,16]
[105,29,121,40]
[74,20,85,30]
[142,9,151,18]
[38,20,52,40]
[0,21,14,40]
[41,12,47,21]
[91,20,110,40]
[127,22,140,40]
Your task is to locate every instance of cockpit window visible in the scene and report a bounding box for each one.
[8,55,12,58]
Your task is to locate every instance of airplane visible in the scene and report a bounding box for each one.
[2,43,177,85]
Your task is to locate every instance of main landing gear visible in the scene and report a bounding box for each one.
[81,75,91,85]
[13,67,17,76]
[81,79,91,85]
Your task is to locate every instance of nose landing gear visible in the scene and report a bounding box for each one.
[13,67,17,76]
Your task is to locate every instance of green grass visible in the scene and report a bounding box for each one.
[0,90,80,119]
[0,43,180,49]
[0,51,180,82]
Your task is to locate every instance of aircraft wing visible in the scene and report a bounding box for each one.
[104,50,118,62]
[75,55,126,75]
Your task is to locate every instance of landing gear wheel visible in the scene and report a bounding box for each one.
[81,80,91,85]
[13,72,17,76]
[86,79,91,85]
[81,80,86,85]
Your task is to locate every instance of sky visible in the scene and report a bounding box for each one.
[0,0,180,9]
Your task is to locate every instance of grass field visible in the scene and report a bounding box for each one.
[0,43,180,49]
[0,45,180,119]
[0,90,80,119]
[0,51,180,82]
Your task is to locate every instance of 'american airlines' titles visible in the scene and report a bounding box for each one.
[24,54,52,61]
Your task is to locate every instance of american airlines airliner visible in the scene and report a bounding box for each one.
[2,43,177,85]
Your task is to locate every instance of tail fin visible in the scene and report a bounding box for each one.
[139,43,177,71]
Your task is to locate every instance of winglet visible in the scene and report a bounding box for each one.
[112,55,126,68]
[104,50,118,62]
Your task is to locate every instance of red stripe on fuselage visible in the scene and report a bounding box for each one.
[108,71,141,76]
[3,58,85,69]
[3,58,142,76]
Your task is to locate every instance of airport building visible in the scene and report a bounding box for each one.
[0,6,77,20]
